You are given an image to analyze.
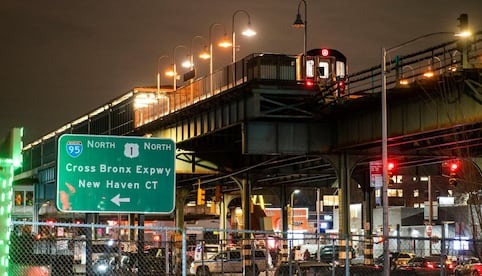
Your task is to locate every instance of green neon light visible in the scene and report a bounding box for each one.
[0,127,23,275]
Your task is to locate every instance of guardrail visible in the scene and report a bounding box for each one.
[345,31,482,99]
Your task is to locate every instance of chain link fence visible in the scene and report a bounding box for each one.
[8,220,481,275]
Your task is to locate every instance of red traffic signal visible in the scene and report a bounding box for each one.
[387,161,396,173]
[387,161,396,184]
[443,160,460,187]
[449,161,459,174]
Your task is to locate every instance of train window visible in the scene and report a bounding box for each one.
[318,62,329,78]
[306,59,315,78]
[336,61,346,78]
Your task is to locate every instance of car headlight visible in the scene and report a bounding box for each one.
[94,263,109,273]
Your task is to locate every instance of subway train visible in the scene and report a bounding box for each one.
[298,48,348,101]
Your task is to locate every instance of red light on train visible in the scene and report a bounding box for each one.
[321,48,329,57]
[338,81,346,93]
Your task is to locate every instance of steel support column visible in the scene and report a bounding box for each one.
[325,153,360,275]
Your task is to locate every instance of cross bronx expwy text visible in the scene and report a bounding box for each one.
[65,163,172,176]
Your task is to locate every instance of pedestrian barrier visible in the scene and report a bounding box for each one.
[8,220,477,275]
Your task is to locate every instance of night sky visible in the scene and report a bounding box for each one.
[1,0,481,144]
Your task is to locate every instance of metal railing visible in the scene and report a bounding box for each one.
[345,31,482,99]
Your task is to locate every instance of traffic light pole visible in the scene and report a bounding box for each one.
[381,24,469,275]
[428,175,433,256]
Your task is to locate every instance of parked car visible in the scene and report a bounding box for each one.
[396,255,456,274]
[190,249,268,275]
[375,251,415,269]
[92,254,116,275]
[455,257,482,275]
[318,245,356,263]
[92,253,133,275]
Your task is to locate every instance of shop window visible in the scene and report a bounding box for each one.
[15,191,23,206]
[387,188,403,197]
[13,188,34,207]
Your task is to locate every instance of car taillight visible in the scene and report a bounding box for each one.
[426,262,434,269]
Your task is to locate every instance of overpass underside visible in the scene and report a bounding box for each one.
[136,68,482,192]
[136,81,340,193]
[337,71,482,165]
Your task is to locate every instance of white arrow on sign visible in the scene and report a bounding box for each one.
[111,194,131,206]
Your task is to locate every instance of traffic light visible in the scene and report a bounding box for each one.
[197,187,206,205]
[387,161,396,184]
[457,13,468,32]
[448,160,460,187]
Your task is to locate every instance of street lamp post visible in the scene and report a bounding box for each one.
[231,10,256,63]
[381,29,470,276]
[293,0,307,77]
[290,189,300,232]
[289,189,300,275]
[188,35,210,74]
[172,45,188,91]
[208,23,231,93]
[157,55,169,94]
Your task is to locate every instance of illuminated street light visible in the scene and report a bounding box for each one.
[157,55,169,94]
[231,10,256,63]
[172,45,189,91]
[399,65,414,86]
[187,35,210,73]
[290,189,300,231]
[293,0,307,77]
[209,23,232,92]
[423,56,442,78]
[381,26,471,276]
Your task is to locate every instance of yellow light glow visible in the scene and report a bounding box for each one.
[134,93,158,108]
[455,31,472,37]
[199,51,210,60]
[423,71,434,78]
[218,37,233,48]
[165,70,175,77]
[182,60,192,68]
[399,79,409,85]
[242,27,256,37]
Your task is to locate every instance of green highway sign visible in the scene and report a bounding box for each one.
[56,134,175,214]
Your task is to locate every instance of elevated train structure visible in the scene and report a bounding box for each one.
[16,33,482,232]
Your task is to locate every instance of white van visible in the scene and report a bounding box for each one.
[190,249,269,275]
[194,244,221,261]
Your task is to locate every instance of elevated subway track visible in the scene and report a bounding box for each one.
[17,34,482,204]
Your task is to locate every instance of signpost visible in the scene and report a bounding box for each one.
[370,160,383,188]
[57,134,175,214]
